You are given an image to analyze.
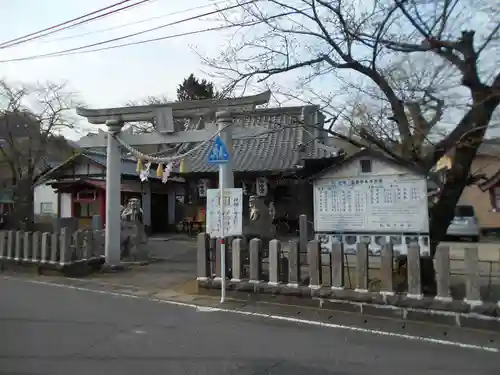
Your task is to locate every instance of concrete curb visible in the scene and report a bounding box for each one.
[199,280,500,332]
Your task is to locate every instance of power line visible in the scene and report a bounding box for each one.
[40,0,234,45]
[0,0,134,47]
[0,0,153,49]
[0,0,259,63]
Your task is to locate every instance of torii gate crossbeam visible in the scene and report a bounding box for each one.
[76,91,271,267]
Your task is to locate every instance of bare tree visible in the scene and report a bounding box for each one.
[205,0,500,258]
[0,80,81,229]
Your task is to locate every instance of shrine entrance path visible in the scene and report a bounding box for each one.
[13,237,200,298]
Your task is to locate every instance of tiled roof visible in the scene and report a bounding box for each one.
[174,109,334,173]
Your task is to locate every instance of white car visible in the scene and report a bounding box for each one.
[446,205,480,242]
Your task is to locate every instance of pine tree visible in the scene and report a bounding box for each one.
[176,74,217,101]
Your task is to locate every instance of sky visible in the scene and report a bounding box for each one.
[0,0,241,137]
[0,0,498,140]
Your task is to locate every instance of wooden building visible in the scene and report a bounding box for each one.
[34,150,184,234]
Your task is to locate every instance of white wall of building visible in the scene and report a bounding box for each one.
[316,156,410,180]
[60,193,72,218]
[33,184,58,217]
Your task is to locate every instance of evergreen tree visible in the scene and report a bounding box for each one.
[176,74,217,101]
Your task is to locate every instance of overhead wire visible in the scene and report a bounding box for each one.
[0,0,154,49]
[39,0,236,45]
[0,1,305,64]
[0,25,239,63]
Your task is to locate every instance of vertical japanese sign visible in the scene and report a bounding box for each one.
[206,188,243,237]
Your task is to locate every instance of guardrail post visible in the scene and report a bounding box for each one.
[407,242,423,299]
[197,233,210,281]
[249,238,262,283]
[435,244,452,301]
[308,240,321,289]
[268,239,281,286]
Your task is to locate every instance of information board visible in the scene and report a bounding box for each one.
[313,175,429,233]
[206,188,243,237]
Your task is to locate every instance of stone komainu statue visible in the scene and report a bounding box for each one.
[120,198,149,261]
[247,196,274,239]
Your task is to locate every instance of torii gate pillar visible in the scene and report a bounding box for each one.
[104,119,124,267]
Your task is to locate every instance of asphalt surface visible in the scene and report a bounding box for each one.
[1,278,499,374]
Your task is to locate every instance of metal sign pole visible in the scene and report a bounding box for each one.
[207,131,231,304]
[219,163,226,303]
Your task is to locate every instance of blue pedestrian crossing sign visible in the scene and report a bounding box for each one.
[207,136,229,164]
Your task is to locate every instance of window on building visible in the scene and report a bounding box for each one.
[40,202,53,214]
[75,202,99,218]
[360,159,372,173]
[76,190,97,200]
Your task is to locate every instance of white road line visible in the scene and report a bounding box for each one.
[2,276,498,354]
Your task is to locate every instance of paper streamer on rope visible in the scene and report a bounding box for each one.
[162,162,173,184]
[139,161,151,182]
[156,163,164,178]
[136,158,143,172]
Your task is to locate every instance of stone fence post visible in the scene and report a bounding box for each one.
[32,232,41,263]
[380,241,393,295]
[287,241,300,287]
[299,214,308,254]
[407,242,423,299]
[464,245,481,305]
[41,233,49,263]
[0,231,7,260]
[268,239,281,286]
[355,242,368,292]
[231,238,243,282]
[197,233,210,281]
[249,238,262,283]
[331,242,344,290]
[23,232,32,262]
[435,244,451,301]
[308,240,321,289]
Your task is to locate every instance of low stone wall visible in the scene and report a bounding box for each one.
[0,228,105,276]
[196,234,500,331]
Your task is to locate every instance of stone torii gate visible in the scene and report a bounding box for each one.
[76,91,271,266]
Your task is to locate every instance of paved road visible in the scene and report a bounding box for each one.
[1,277,498,374]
